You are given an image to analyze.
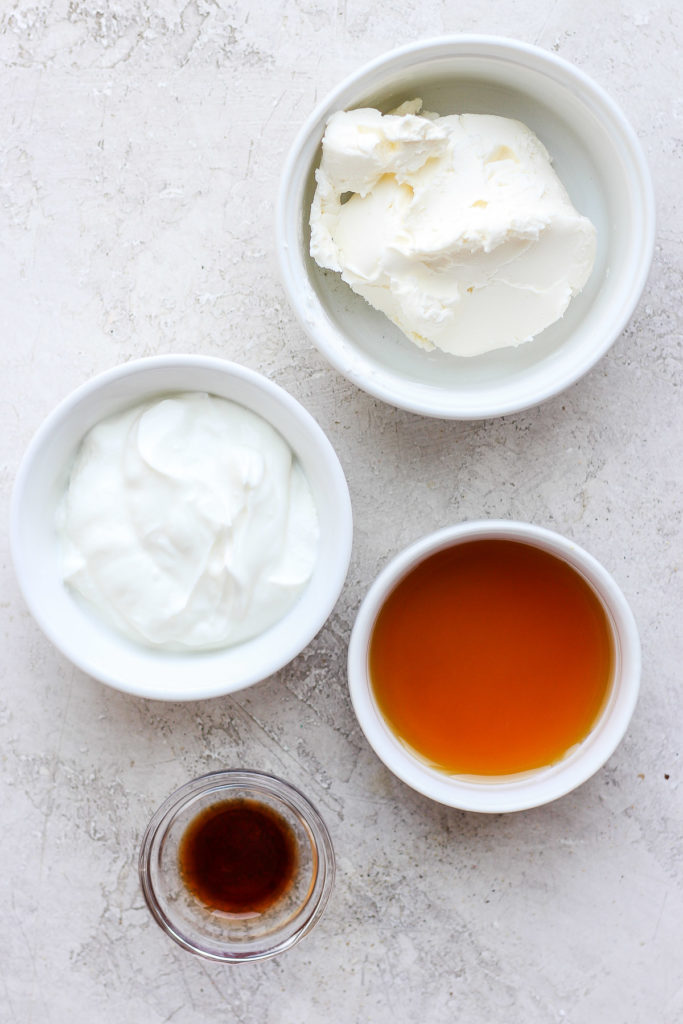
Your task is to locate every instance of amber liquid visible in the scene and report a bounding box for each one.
[369,539,614,776]
[178,799,298,914]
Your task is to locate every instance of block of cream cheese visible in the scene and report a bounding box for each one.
[310,99,597,357]
[57,393,319,650]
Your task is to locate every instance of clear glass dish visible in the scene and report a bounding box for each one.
[139,770,335,962]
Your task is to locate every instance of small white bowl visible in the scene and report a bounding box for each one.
[277,35,655,419]
[348,521,640,812]
[11,355,353,701]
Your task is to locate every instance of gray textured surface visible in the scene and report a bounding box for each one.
[1,2,682,1022]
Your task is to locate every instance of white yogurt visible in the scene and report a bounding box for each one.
[57,392,319,650]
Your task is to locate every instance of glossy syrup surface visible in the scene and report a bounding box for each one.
[178,798,298,915]
[369,539,614,776]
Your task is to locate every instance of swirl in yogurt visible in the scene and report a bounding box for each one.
[57,392,319,650]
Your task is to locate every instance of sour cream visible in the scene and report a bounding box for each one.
[57,392,319,650]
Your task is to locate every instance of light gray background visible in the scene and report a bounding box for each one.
[1,2,681,1022]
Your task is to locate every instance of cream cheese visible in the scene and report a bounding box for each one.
[310,99,597,357]
[57,392,319,650]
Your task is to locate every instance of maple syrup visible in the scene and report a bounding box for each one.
[178,799,298,915]
[369,539,614,776]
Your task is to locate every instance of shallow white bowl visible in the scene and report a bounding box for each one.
[11,355,353,701]
[277,35,655,419]
[348,521,640,812]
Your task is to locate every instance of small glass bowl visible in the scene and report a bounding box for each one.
[139,770,335,962]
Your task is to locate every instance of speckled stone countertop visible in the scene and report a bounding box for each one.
[1,3,681,1022]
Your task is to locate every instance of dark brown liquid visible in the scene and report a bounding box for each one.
[178,799,298,914]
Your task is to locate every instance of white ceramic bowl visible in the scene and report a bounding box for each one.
[11,355,353,701]
[348,521,640,812]
[277,35,655,419]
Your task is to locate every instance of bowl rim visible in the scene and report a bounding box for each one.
[347,520,641,812]
[276,33,656,420]
[10,354,353,701]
